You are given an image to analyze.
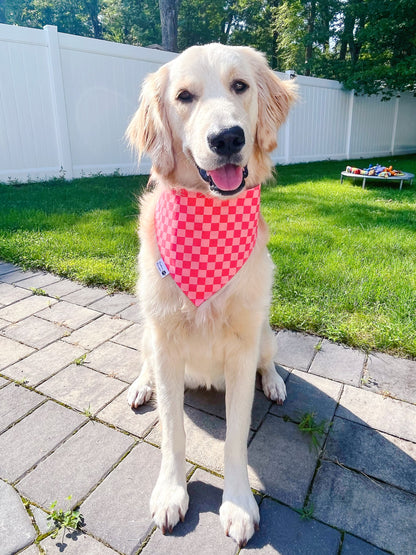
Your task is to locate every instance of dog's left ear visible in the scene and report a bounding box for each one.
[252,52,297,153]
[126,65,175,176]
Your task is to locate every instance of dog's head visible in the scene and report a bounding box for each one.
[127,44,296,196]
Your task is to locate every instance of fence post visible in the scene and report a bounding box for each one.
[390,96,400,156]
[44,25,73,180]
[284,70,294,164]
[345,90,354,159]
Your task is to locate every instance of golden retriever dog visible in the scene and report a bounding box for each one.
[126,43,296,547]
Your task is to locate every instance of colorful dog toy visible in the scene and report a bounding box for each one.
[346,164,405,178]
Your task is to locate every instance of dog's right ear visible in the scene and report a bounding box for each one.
[126,65,175,176]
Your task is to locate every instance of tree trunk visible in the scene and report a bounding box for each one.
[339,11,354,61]
[305,0,316,76]
[160,0,181,52]
[83,0,103,39]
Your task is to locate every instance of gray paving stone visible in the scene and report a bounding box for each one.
[3,315,69,348]
[86,341,141,382]
[364,351,416,404]
[37,300,100,330]
[81,442,161,554]
[309,340,365,386]
[3,340,86,386]
[89,293,136,316]
[41,279,84,299]
[336,385,416,443]
[341,534,389,554]
[40,532,118,554]
[0,336,34,370]
[0,317,9,329]
[63,286,108,306]
[31,504,50,535]
[17,273,61,290]
[0,383,44,432]
[185,387,271,430]
[247,498,340,554]
[0,401,85,482]
[0,479,36,554]
[275,330,319,371]
[324,416,416,494]
[271,370,342,427]
[112,323,142,349]
[310,461,416,554]
[0,295,58,323]
[37,365,126,414]
[0,261,18,275]
[0,282,32,305]
[97,391,158,437]
[18,420,133,510]
[118,303,142,323]
[64,314,131,350]
[248,414,319,506]
[144,468,237,554]
[0,269,40,284]
[148,404,227,473]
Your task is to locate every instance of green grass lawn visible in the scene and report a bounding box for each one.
[0,174,148,291]
[1,155,416,357]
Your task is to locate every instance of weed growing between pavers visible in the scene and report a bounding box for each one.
[30,287,47,296]
[47,495,84,542]
[283,412,330,452]
[297,501,315,520]
[73,354,87,366]
[82,404,93,418]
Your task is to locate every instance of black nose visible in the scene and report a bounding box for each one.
[208,126,245,157]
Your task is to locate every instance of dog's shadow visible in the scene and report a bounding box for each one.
[157,364,416,553]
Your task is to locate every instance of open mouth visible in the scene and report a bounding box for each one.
[198,164,248,196]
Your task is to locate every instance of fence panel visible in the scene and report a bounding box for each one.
[394,94,416,155]
[58,32,175,178]
[278,76,351,163]
[0,23,415,183]
[0,26,59,181]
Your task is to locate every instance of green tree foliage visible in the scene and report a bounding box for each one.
[100,0,160,45]
[2,0,415,96]
[329,0,416,98]
[2,0,101,37]
[274,0,416,97]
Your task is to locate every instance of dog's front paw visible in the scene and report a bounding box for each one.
[127,377,153,407]
[262,370,286,405]
[150,481,189,534]
[220,493,260,547]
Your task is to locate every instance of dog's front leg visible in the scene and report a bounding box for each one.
[220,350,260,547]
[150,345,189,533]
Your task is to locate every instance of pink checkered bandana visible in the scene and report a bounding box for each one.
[155,185,261,306]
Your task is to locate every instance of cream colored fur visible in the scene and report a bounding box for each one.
[126,43,296,547]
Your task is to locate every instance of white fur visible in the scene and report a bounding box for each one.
[126,43,295,547]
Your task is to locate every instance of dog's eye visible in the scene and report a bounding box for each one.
[232,80,249,94]
[177,90,194,103]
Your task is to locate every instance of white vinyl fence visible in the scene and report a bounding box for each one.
[1,23,416,183]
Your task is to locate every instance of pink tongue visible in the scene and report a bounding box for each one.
[207,164,243,191]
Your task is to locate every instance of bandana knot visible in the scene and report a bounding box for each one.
[155,185,261,306]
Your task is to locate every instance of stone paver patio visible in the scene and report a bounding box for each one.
[0,260,415,554]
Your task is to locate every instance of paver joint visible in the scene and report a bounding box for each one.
[0,261,415,554]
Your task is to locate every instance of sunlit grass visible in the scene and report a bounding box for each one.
[0,174,147,291]
[265,155,416,356]
[1,155,415,356]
